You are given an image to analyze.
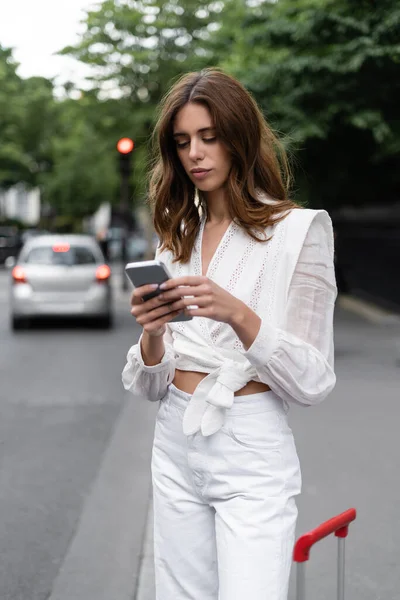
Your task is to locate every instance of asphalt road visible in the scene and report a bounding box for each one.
[0,267,156,600]
[1,266,400,600]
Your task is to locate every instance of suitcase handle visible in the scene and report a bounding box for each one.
[293,508,357,600]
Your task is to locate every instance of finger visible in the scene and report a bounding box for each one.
[159,276,207,291]
[131,292,176,317]
[130,305,142,317]
[136,291,171,312]
[130,290,144,306]
[135,302,177,324]
[132,286,165,309]
[170,296,209,311]
[145,291,167,307]
[183,296,210,308]
[132,283,159,299]
[184,306,209,317]
[159,284,211,303]
[144,310,182,334]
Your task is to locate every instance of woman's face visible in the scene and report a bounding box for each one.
[173,102,232,194]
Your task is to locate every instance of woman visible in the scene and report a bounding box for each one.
[122,68,337,600]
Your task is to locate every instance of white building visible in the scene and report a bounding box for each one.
[0,184,41,225]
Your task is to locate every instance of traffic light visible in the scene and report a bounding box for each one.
[117,137,134,176]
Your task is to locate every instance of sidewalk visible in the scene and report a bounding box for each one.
[133,294,400,600]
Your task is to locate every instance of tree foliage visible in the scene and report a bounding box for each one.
[60,0,220,102]
[221,0,400,207]
[1,0,399,220]
[0,48,55,188]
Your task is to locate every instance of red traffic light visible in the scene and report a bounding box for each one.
[117,137,134,154]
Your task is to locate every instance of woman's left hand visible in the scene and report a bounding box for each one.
[157,276,244,325]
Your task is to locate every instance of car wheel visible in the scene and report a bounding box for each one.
[11,316,27,331]
[98,313,113,329]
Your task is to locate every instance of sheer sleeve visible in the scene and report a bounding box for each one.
[121,245,177,401]
[244,212,337,406]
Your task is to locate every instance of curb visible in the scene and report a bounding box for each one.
[48,395,157,600]
[135,500,155,600]
[337,294,400,326]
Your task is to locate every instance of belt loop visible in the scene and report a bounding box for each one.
[166,384,172,405]
[160,385,171,408]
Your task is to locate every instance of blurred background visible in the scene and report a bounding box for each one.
[0,1,399,600]
[1,0,399,308]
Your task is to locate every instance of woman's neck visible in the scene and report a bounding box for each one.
[203,188,231,225]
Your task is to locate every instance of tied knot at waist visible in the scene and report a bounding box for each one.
[182,359,257,437]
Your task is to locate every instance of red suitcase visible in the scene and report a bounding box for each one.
[293,508,357,600]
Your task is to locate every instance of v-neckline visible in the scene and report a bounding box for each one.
[198,216,234,278]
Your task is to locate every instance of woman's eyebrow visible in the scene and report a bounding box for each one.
[173,127,216,138]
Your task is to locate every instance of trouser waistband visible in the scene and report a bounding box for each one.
[166,383,288,416]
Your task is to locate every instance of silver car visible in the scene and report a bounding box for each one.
[8,234,113,330]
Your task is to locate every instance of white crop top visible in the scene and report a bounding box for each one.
[122,203,337,436]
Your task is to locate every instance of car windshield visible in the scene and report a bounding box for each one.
[24,245,97,266]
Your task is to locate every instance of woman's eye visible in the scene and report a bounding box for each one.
[175,137,216,149]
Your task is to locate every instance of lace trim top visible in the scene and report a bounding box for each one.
[122,204,337,436]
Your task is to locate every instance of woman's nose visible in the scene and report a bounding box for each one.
[189,140,204,161]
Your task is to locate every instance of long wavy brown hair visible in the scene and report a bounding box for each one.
[149,68,300,263]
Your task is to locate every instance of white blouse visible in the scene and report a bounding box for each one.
[122,204,337,437]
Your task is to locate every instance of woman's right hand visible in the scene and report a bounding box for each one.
[130,284,182,337]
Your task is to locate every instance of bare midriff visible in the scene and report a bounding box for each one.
[172,369,271,396]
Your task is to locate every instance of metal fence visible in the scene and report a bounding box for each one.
[333,210,400,311]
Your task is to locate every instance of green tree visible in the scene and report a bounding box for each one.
[59,0,233,205]
[221,0,400,208]
[39,95,117,217]
[0,44,146,219]
[17,76,57,186]
[0,46,56,191]
[60,0,221,102]
[0,46,33,186]
[53,0,234,215]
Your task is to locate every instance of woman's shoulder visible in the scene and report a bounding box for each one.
[282,207,334,255]
[256,190,331,230]
[282,206,333,229]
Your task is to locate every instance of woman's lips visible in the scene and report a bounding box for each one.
[191,169,211,180]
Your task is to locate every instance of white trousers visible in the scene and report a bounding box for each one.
[151,383,302,600]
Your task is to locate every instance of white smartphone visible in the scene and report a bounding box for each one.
[125,259,193,322]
